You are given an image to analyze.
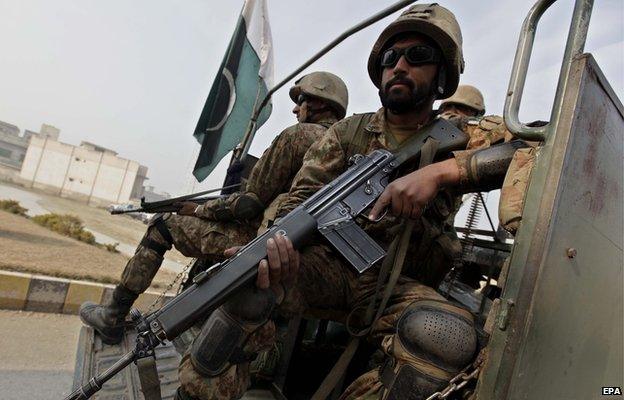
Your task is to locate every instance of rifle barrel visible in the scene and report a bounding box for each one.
[64,349,136,400]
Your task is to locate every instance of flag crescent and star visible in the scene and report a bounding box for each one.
[193,0,274,182]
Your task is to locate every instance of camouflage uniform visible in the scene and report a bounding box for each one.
[463,115,514,150]
[179,108,509,399]
[499,146,537,235]
[276,109,504,399]
[121,118,337,294]
[121,216,255,293]
[439,114,514,230]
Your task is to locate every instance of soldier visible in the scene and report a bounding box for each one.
[79,71,349,345]
[438,84,514,150]
[178,4,525,400]
[438,84,485,119]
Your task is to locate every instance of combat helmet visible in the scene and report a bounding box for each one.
[367,3,464,98]
[289,71,349,119]
[440,84,485,115]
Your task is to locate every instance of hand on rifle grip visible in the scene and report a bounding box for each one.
[176,201,199,216]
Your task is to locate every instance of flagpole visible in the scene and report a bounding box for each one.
[231,0,419,163]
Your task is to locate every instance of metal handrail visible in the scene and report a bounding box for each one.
[504,0,594,141]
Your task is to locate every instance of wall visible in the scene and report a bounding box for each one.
[20,136,147,205]
[0,131,29,169]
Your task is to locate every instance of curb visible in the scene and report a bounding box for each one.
[0,270,174,315]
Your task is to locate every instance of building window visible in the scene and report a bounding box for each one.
[0,148,12,159]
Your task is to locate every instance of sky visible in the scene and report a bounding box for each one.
[0,0,622,203]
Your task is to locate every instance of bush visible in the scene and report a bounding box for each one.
[0,199,28,216]
[32,213,96,245]
[98,242,120,253]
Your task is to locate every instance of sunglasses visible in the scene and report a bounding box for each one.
[296,94,309,106]
[380,45,441,68]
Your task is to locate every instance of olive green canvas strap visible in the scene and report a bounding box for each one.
[136,355,162,400]
[311,138,440,400]
[344,113,374,158]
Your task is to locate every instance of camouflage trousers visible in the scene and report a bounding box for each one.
[179,243,456,400]
[121,213,257,294]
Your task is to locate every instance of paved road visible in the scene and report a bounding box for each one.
[0,310,82,399]
[0,310,277,400]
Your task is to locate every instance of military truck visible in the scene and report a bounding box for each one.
[71,0,622,398]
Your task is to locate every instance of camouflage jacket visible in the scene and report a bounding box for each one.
[277,108,510,286]
[195,117,337,221]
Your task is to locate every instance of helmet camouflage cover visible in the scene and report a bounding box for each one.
[289,71,349,119]
[367,3,464,99]
[440,84,485,115]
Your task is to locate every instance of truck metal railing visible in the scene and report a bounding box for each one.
[504,0,594,142]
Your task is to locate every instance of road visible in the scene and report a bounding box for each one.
[0,310,82,399]
[0,310,277,400]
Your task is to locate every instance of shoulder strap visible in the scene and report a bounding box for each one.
[311,138,441,400]
[343,113,374,158]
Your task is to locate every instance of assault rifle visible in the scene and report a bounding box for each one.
[109,183,240,214]
[65,119,467,400]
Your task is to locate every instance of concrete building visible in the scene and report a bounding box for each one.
[40,124,60,140]
[0,121,29,181]
[132,166,149,199]
[20,136,148,206]
[0,120,20,136]
[0,122,64,182]
[142,185,171,202]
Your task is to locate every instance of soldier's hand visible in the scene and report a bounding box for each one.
[256,234,299,301]
[176,201,199,216]
[369,159,460,220]
[223,246,241,257]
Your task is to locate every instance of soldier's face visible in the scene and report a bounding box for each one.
[379,35,439,114]
[293,97,325,123]
[439,103,479,118]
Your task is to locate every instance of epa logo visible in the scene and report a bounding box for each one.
[602,387,622,396]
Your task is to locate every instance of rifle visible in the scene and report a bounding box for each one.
[109,183,240,214]
[65,119,467,400]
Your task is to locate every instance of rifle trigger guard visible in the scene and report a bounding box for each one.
[365,207,388,223]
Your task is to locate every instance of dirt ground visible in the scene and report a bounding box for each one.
[0,181,187,265]
[0,210,176,288]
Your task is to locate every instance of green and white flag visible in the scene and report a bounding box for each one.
[193,0,274,181]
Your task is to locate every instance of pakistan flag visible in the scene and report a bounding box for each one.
[193,0,274,181]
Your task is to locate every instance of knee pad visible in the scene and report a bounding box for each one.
[190,286,276,376]
[381,299,477,400]
[140,213,173,256]
[398,299,477,370]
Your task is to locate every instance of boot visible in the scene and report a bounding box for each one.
[79,285,139,345]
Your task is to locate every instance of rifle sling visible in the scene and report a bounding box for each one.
[136,355,162,400]
[311,138,440,400]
